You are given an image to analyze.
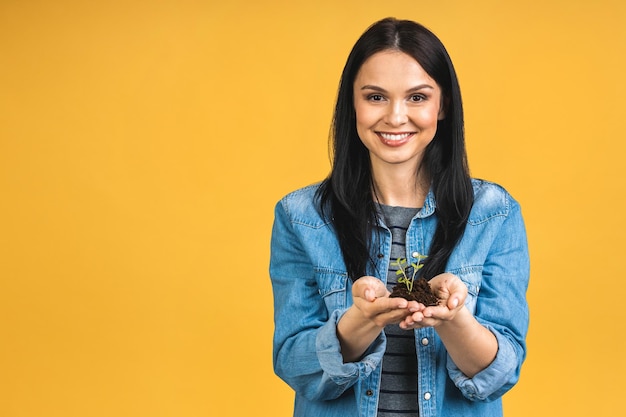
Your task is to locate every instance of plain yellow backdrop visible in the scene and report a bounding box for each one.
[1,0,625,416]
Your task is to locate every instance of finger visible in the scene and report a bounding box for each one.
[364,288,376,302]
[399,317,415,330]
[401,312,429,330]
[406,300,423,312]
[422,305,450,319]
[381,296,408,310]
[416,317,438,328]
[409,311,424,323]
[398,320,413,330]
[447,297,460,309]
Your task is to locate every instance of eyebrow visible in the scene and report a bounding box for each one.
[359,84,435,92]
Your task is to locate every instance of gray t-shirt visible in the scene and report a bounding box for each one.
[377,204,421,417]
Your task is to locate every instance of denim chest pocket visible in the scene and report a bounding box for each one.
[448,266,482,314]
[315,269,350,312]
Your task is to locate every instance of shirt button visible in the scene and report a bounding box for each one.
[377,253,384,258]
[424,392,431,400]
[411,251,420,258]
[366,389,374,396]
[421,338,429,346]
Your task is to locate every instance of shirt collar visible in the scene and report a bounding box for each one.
[416,188,436,218]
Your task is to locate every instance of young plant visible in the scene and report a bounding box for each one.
[392,253,428,292]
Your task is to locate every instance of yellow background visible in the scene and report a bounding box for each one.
[1,0,625,416]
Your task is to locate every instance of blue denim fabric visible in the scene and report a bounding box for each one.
[269,179,530,417]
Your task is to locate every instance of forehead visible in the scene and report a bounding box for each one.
[354,50,437,88]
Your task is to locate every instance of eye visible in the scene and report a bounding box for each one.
[367,94,385,102]
[409,94,426,102]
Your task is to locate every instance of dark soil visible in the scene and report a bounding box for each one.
[390,277,440,306]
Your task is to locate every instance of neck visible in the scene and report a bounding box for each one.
[371,164,429,208]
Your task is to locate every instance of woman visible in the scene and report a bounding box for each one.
[270,17,529,417]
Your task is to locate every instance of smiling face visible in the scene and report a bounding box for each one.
[353,50,444,176]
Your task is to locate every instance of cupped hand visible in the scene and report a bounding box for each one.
[399,273,468,329]
[352,276,421,328]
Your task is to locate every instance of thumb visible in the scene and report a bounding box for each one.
[364,288,376,301]
[448,296,460,309]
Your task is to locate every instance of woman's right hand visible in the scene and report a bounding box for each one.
[337,276,419,362]
[351,276,420,327]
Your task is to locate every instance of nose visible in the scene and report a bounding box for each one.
[384,100,408,126]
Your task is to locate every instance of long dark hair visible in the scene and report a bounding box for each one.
[317,17,473,281]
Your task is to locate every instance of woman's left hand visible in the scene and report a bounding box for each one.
[399,272,468,330]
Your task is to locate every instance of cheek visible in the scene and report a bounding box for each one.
[354,103,378,128]
[355,123,369,146]
[413,107,440,128]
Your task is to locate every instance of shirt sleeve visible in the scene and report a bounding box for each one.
[446,197,530,401]
[269,200,385,401]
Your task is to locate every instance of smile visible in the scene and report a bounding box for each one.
[377,132,414,146]
[379,132,413,141]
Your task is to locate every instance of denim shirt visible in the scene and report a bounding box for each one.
[269,179,530,417]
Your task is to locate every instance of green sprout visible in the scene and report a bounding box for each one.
[392,253,428,292]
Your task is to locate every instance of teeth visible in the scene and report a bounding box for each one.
[380,132,411,140]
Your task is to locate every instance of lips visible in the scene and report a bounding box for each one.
[377,132,414,146]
